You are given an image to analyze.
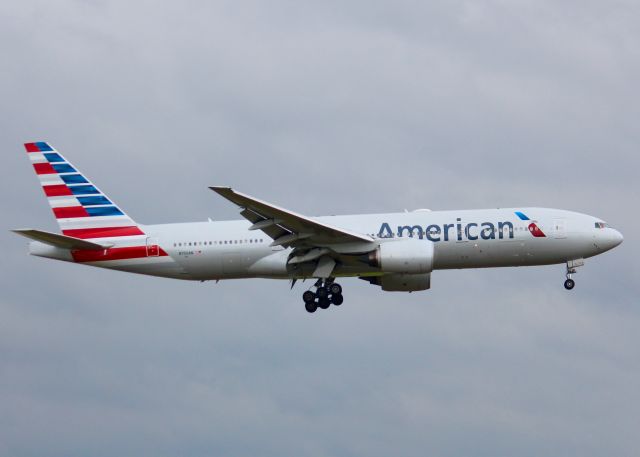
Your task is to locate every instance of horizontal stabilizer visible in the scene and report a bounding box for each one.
[11,228,114,250]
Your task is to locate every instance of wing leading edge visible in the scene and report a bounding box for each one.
[209,187,374,249]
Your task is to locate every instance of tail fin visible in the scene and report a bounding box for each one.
[24,142,145,240]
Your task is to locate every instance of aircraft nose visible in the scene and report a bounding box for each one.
[612,229,624,247]
[599,228,623,251]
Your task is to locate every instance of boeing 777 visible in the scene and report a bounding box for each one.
[13,142,624,313]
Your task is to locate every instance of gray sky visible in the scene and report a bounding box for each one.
[1,1,639,456]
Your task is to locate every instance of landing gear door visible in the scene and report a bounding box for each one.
[554,219,567,239]
[146,237,160,256]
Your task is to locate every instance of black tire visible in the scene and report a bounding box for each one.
[316,286,329,299]
[329,283,342,295]
[318,297,331,309]
[564,278,575,290]
[331,294,344,306]
[302,290,316,304]
[305,301,317,313]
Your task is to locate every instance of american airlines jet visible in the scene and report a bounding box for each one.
[14,142,623,313]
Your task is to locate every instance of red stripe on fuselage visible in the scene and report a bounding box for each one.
[53,206,89,218]
[43,184,73,196]
[72,246,168,262]
[34,163,56,174]
[62,226,145,239]
[24,143,40,152]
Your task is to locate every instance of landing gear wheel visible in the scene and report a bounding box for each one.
[316,286,328,299]
[331,294,344,306]
[329,283,342,295]
[318,297,331,309]
[563,260,582,291]
[305,301,318,313]
[302,290,316,304]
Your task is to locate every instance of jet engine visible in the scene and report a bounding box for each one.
[368,238,434,274]
[364,272,432,292]
[362,238,434,292]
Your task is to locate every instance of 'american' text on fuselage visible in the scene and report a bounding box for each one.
[377,219,515,242]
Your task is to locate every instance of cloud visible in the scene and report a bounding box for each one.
[0,1,638,456]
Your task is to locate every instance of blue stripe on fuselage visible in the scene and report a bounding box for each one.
[61,174,89,184]
[68,185,100,195]
[77,195,111,206]
[85,206,124,217]
[35,142,53,151]
[52,163,76,173]
[44,153,64,162]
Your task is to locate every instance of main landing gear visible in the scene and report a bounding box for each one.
[302,279,344,313]
[564,259,584,290]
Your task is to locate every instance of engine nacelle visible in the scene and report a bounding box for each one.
[363,273,432,292]
[368,238,434,274]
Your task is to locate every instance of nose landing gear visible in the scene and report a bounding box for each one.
[302,278,343,313]
[564,259,583,290]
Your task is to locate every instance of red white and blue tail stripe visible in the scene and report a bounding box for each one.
[24,141,145,240]
[23,142,179,271]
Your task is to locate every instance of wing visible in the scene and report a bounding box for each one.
[209,187,374,250]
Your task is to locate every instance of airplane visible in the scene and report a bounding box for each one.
[13,142,624,313]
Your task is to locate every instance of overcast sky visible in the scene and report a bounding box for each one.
[1,1,639,456]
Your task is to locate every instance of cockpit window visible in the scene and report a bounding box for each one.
[595,222,609,229]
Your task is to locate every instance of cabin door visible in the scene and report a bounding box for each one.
[553,219,567,239]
